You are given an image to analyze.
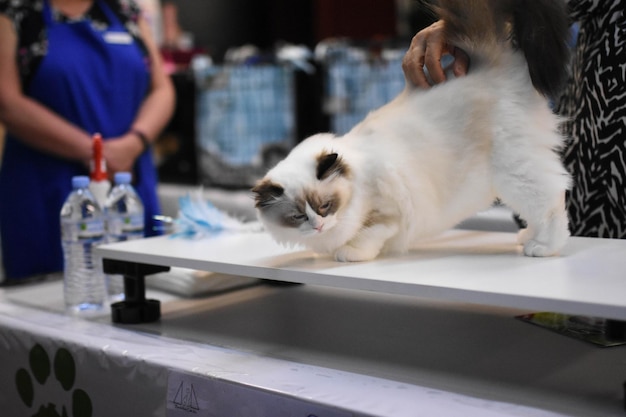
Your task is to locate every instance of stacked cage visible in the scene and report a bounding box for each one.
[192,43,407,188]
[194,63,296,188]
[319,43,407,135]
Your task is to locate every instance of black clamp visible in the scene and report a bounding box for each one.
[102,259,170,324]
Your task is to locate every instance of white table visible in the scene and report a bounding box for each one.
[94,228,626,416]
[4,280,624,417]
[96,229,626,320]
[4,229,624,417]
[0,230,626,417]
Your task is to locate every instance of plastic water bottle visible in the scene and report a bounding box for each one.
[104,172,145,301]
[60,176,107,314]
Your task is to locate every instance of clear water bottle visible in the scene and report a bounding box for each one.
[104,172,145,301]
[60,176,107,314]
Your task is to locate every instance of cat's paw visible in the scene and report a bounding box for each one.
[518,221,568,257]
[334,245,380,262]
[522,239,560,257]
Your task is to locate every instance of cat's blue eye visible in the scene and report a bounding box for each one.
[292,213,307,221]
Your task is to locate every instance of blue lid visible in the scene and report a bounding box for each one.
[72,176,90,189]
[114,172,132,184]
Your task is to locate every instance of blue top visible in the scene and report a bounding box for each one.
[0,0,161,279]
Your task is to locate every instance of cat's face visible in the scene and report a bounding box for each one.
[252,150,352,243]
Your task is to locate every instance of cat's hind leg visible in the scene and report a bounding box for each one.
[494,157,570,257]
[334,223,399,262]
[515,193,569,256]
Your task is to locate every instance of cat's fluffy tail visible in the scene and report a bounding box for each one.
[431,0,570,98]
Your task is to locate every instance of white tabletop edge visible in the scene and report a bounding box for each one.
[95,230,626,320]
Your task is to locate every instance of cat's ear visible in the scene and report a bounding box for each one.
[316,152,348,181]
[252,179,284,208]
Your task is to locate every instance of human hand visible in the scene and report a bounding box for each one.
[102,132,144,178]
[402,20,469,89]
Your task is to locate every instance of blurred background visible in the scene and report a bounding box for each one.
[147,0,437,189]
[0,0,438,191]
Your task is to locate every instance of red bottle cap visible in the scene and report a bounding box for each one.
[90,133,108,182]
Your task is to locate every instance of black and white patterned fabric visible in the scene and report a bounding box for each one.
[556,0,626,238]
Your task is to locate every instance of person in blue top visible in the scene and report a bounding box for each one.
[0,0,175,280]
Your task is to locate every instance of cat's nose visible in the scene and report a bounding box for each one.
[314,224,324,232]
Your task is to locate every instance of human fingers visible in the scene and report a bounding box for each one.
[422,21,449,85]
[403,21,452,88]
[451,46,470,77]
[402,31,430,89]
[102,135,137,174]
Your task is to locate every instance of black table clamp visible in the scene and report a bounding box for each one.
[102,258,169,324]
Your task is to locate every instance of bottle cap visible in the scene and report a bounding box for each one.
[90,133,108,182]
[114,172,132,184]
[72,176,90,189]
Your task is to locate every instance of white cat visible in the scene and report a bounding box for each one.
[252,0,572,262]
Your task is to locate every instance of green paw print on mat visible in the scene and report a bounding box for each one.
[15,344,92,417]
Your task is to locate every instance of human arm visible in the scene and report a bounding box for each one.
[401,20,469,89]
[102,13,175,175]
[0,14,93,163]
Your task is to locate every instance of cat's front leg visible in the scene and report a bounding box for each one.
[334,222,399,262]
[334,244,380,262]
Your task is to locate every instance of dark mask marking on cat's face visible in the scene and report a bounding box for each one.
[278,195,307,228]
[281,208,308,228]
[251,179,284,208]
[316,152,349,181]
[252,179,306,228]
[262,195,307,228]
[304,189,340,218]
[271,191,341,230]
[254,152,348,232]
